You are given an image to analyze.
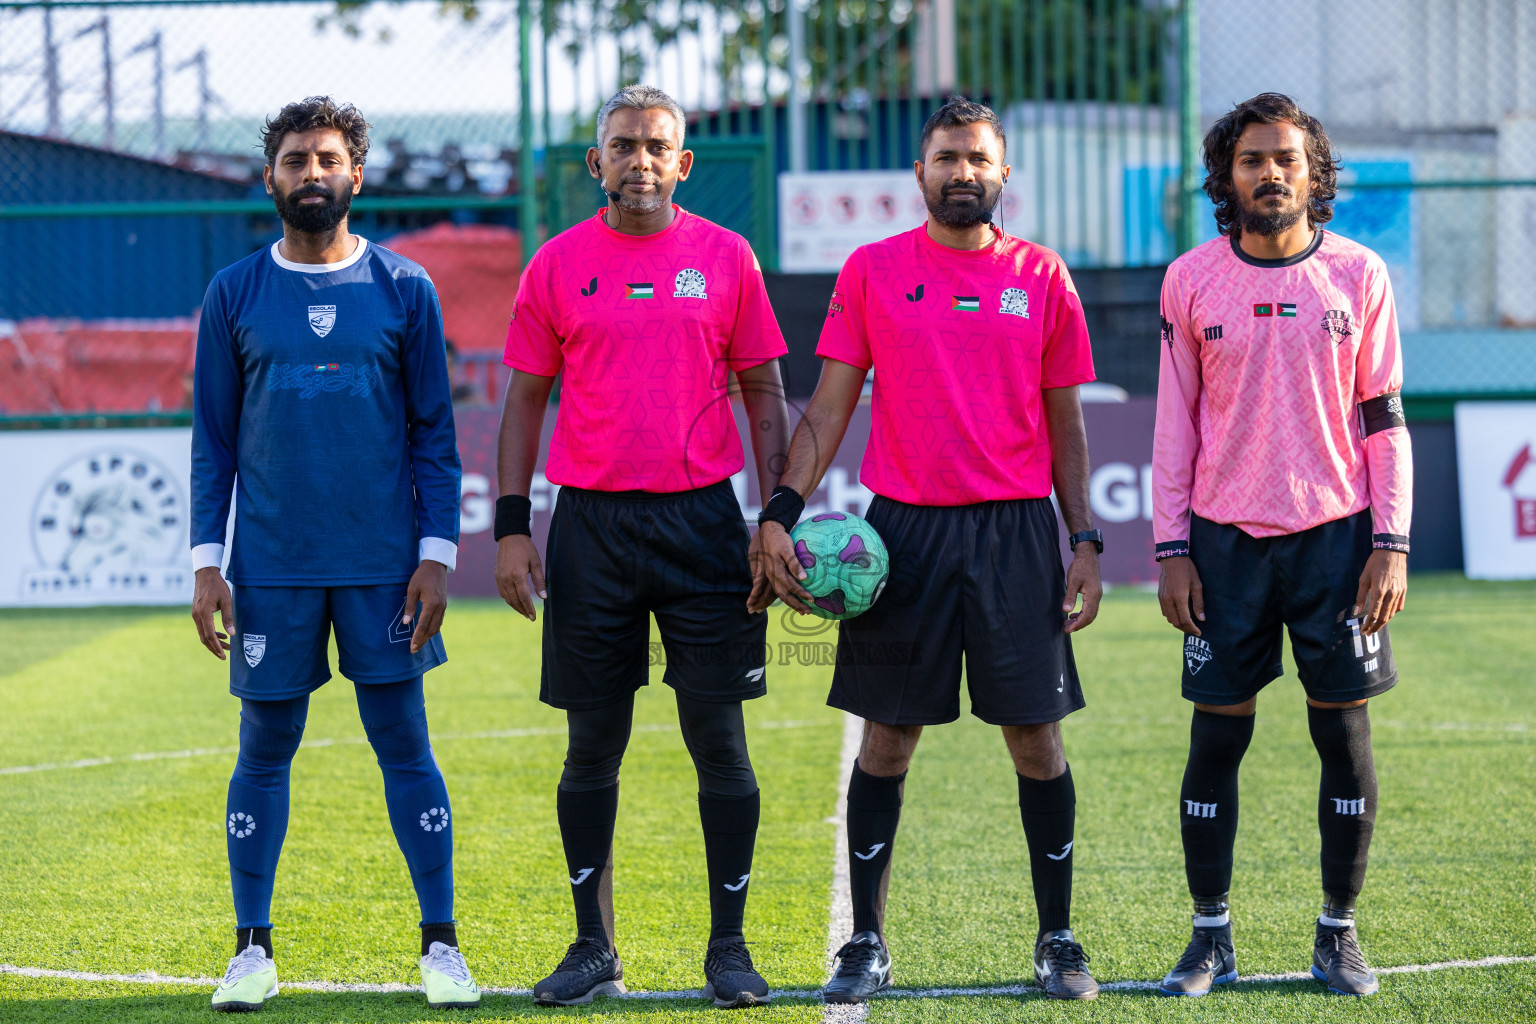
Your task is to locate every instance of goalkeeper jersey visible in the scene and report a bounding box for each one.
[1152,230,1412,556]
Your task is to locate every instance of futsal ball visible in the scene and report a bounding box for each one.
[788,511,890,620]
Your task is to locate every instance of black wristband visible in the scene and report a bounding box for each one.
[493,494,532,540]
[756,485,805,533]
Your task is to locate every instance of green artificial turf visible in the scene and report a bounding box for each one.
[1,575,1532,1022]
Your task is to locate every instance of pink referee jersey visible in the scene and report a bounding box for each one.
[504,206,787,492]
[1152,230,1413,555]
[816,225,1096,506]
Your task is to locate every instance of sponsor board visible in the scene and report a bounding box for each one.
[1456,401,1536,579]
[0,430,197,606]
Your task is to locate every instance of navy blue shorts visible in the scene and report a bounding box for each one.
[540,479,769,710]
[230,583,447,701]
[828,495,1085,726]
[1181,509,1397,706]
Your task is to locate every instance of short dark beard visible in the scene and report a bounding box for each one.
[608,173,676,215]
[273,181,352,234]
[923,178,1002,229]
[1236,183,1307,238]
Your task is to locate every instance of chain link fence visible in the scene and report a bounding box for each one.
[1,0,1533,416]
[1197,0,1536,403]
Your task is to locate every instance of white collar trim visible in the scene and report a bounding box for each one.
[269,236,369,273]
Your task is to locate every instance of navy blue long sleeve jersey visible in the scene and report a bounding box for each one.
[191,238,461,585]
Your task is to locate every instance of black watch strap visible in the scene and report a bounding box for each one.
[1069,529,1104,553]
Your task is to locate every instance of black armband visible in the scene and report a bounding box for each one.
[1372,533,1410,553]
[493,494,533,540]
[1359,391,1406,438]
[756,485,805,533]
[1155,540,1190,561]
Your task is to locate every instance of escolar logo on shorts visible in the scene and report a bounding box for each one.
[243,634,266,668]
[1184,635,1213,674]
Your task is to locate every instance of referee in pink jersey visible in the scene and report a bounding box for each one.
[494,85,790,1008]
[752,97,1104,1003]
[1152,93,1411,999]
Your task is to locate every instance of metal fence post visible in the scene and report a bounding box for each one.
[519,0,538,255]
[1178,0,1201,255]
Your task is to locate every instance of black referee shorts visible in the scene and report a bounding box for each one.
[540,479,769,710]
[827,495,1084,726]
[1181,508,1397,706]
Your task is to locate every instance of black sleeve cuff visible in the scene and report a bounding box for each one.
[1372,533,1410,553]
[1155,541,1190,560]
[1359,391,1406,437]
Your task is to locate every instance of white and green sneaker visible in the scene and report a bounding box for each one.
[421,941,481,1009]
[211,943,278,1012]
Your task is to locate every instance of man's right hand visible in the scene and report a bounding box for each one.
[496,534,546,622]
[191,566,234,659]
[747,521,814,615]
[1157,555,1206,635]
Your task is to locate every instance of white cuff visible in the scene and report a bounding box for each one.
[191,543,225,572]
[419,537,458,571]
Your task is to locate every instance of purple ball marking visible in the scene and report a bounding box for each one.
[838,533,872,567]
[814,589,847,615]
[794,539,817,569]
[810,511,847,522]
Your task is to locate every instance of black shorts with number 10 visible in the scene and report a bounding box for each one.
[540,478,769,710]
[1180,508,1397,705]
[829,494,1085,726]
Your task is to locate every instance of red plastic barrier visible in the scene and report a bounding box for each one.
[383,223,522,352]
[0,318,196,415]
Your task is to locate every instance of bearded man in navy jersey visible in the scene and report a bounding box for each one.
[190,95,477,1012]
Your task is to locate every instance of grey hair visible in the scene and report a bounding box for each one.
[595,84,687,148]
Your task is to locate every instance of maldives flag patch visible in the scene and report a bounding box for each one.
[625,283,654,299]
[1277,302,1297,317]
[1253,303,1273,317]
[952,295,980,312]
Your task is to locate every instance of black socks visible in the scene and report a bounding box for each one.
[1309,703,1377,916]
[698,790,761,942]
[846,760,905,937]
[235,926,272,959]
[1180,709,1255,912]
[557,782,619,948]
[420,921,458,955]
[1018,765,1077,936]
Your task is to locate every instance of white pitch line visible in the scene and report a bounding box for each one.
[6,954,1534,1001]
[0,718,832,777]
[822,711,866,1024]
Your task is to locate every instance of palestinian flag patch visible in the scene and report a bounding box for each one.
[625,283,654,299]
[952,295,980,312]
[1277,302,1297,317]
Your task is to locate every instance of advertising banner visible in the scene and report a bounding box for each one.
[453,398,1161,601]
[0,399,1161,607]
[0,429,196,607]
[1455,401,1536,579]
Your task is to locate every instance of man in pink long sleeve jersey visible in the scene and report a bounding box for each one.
[1152,93,1411,999]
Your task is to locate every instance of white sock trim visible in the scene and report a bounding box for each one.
[1193,913,1229,928]
[1319,914,1354,929]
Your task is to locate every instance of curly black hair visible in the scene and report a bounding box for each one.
[261,96,371,168]
[1202,92,1339,237]
[918,95,1006,160]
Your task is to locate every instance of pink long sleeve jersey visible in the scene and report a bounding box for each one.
[1152,230,1412,559]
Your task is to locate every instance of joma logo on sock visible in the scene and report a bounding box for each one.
[1331,798,1366,815]
[1184,800,1218,818]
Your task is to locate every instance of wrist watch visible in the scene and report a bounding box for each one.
[1069,529,1104,553]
